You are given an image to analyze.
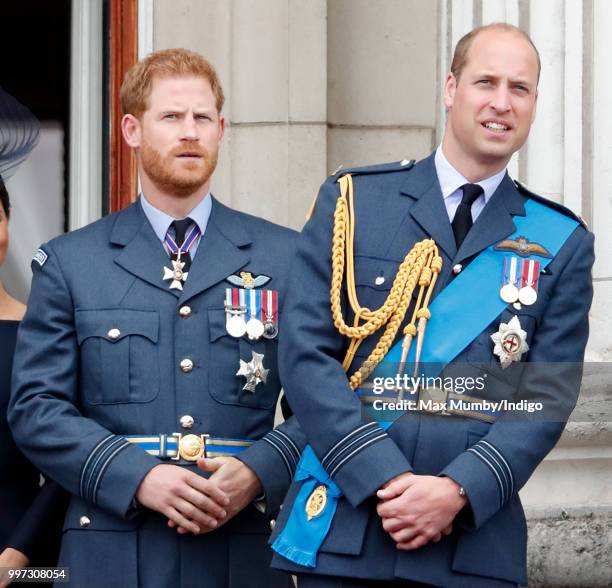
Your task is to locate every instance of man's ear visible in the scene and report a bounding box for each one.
[531,89,538,124]
[217,115,225,143]
[444,73,457,110]
[121,114,141,148]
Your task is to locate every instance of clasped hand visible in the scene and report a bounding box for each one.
[136,457,262,535]
[376,473,467,550]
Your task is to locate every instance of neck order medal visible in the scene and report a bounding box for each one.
[163,251,189,291]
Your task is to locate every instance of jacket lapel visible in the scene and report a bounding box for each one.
[178,197,251,304]
[454,173,526,265]
[111,201,181,298]
[399,154,457,261]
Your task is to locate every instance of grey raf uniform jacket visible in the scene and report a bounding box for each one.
[9,197,304,588]
[271,153,594,587]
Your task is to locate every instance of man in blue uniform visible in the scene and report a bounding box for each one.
[9,49,303,587]
[271,24,594,587]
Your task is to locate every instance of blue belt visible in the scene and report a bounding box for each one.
[124,433,254,462]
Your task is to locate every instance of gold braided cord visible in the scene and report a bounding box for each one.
[330,174,442,390]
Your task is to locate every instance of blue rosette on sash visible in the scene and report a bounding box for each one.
[271,445,341,567]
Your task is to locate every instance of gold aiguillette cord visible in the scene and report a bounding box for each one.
[330,173,442,394]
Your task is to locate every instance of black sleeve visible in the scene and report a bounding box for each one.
[6,479,70,565]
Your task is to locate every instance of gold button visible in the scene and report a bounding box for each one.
[180,415,194,429]
[107,328,121,340]
[79,515,91,528]
[270,519,276,531]
[452,264,463,275]
[179,306,192,318]
[180,358,194,373]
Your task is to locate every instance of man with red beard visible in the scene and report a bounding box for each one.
[9,49,303,588]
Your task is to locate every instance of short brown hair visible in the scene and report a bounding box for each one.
[451,23,541,82]
[120,48,225,119]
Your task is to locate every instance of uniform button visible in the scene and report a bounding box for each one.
[180,358,194,373]
[375,276,385,286]
[400,159,411,166]
[180,415,194,429]
[107,328,121,340]
[270,519,276,531]
[179,305,192,318]
[79,515,91,528]
[452,264,463,275]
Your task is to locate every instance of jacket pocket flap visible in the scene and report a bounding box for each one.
[75,309,159,345]
[354,256,400,290]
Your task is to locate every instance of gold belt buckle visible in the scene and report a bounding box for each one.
[171,433,210,462]
[418,386,451,415]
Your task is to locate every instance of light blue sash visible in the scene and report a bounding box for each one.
[273,199,579,567]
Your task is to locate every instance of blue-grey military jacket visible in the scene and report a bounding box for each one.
[9,196,304,588]
[271,153,594,586]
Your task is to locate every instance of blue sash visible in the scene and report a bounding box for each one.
[273,199,578,567]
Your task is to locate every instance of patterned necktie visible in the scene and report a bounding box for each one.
[170,218,194,273]
[452,183,484,248]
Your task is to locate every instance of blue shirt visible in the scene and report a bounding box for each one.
[139,192,212,258]
[434,146,507,224]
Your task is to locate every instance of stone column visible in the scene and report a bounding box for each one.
[327,0,438,171]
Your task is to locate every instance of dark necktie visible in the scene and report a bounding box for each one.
[171,218,194,273]
[452,183,484,249]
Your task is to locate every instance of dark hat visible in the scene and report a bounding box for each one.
[0,86,40,183]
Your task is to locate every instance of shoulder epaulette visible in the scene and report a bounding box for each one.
[331,159,416,180]
[514,180,588,229]
[307,159,416,221]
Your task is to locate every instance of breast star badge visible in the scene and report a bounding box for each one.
[491,315,529,369]
[163,257,188,290]
[236,351,269,393]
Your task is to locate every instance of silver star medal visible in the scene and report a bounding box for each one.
[163,252,188,291]
[491,315,529,369]
[236,351,269,393]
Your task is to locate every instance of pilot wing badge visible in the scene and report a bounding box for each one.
[226,272,271,289]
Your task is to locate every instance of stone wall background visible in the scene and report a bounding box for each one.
[153,1,611,584]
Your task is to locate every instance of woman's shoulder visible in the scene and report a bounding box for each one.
[0,296,26,321]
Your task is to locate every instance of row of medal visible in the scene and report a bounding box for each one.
[225,287,278,340]
[499,256,540,307]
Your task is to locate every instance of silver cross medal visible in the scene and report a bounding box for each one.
[163,250,188,290]
[236,351,269,393]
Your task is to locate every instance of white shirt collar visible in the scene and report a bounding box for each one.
[434,146,507,203]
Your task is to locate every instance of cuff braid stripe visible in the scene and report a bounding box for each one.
[475,444,512,501]
[321,422,379,468]
[266,430,299,470]
[85,437,126,501]
[329,432,388,478]
[467,446,506,505]
[262,437,294,478]
[82,435,126,502]
[324,427,389,473]
[92,440,130,504]
[271,429,301,462]
[480,440,514,496]
[79,434,114,498]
